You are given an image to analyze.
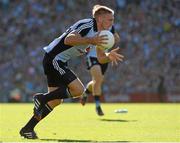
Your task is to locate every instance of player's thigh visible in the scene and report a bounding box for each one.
[68,78,85,97]
[90,65,104,81]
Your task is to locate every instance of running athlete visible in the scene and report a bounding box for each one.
[20,5,124,139]
[81,27,120,116]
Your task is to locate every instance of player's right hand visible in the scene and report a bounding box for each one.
[90,32,108,46]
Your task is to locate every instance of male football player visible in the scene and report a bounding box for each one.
[20,5,124,139]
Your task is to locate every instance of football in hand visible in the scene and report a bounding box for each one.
[99,30,115,50]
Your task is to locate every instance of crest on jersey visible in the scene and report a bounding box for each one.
[77,46,91,55]
[77,48,85,54]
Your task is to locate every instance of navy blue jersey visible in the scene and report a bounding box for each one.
[43,18,98,62]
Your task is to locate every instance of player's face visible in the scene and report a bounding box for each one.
[101,13,114,30]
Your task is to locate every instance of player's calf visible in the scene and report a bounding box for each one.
[33,93,44,119]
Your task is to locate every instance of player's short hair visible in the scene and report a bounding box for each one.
[92,5,114,18]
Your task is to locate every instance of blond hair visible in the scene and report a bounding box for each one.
[92,5,114,18]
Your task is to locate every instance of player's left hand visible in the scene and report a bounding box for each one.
[107,47,124,66]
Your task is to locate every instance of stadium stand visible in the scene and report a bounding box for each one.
[0,0,179,102]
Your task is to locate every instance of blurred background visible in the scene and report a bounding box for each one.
[0,0,179,103]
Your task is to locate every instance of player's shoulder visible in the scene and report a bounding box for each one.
[77,18,93,23]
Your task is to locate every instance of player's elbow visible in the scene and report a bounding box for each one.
[64,37,73,46]
[97,58,103,64]
[65,32,80,46]
[97,57,107,64]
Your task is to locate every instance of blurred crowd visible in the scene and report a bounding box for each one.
[0,0,179,102]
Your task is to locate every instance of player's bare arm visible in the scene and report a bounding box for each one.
[96,47,124,64]
[64,31,108,46]
[113,32,120,48]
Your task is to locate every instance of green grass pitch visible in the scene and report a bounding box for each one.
[0,103,180,142]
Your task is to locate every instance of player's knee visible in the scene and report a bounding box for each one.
[95,74,104,81]
[73,89,84,97]
[70,86,84,97]
[94,77,103,85]
[68,79,85,98]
